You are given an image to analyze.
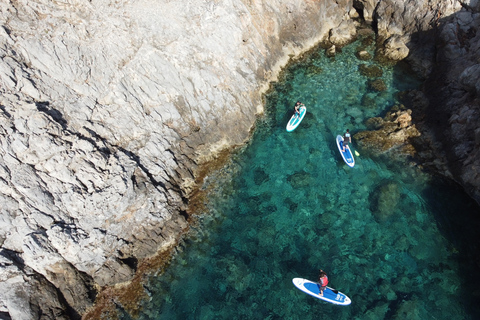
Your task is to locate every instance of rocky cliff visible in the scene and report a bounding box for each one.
[1,0,479,319]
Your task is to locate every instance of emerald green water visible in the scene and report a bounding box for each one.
[131,38,480,319]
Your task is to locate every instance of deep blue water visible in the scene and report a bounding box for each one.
[131,37,480,319]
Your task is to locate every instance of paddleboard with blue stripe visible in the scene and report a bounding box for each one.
[336,135,355,167]
[292,278,351,306]
[286,106,306,132]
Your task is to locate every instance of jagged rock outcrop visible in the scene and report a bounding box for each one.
[354,105,420,156]
[357,0,461,75]
[420,2,480,202]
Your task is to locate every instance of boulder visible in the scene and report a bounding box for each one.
[354,106,420,156]
[381,35,410,61]
[329,20,358,46]
[359,64,383,78]
[356,50,372,60]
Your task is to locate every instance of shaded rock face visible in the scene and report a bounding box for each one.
[421,5,480,203]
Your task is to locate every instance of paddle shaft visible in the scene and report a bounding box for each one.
[318,283,339,294]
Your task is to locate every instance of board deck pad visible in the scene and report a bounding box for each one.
[336,135,355,167]
[292,278,351,306]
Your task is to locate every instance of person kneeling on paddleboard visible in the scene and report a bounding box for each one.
[318,269,329,296]
[294,101,304,117]
[342,129,351,152]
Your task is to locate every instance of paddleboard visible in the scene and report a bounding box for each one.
[286,106,306,132]
[292,278,351,306]
[336,135,355,168]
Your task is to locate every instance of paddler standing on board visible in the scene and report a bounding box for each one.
[342,129,352,152]
[318,269,329,296]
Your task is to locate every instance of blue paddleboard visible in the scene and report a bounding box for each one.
[292,278,351,306]
[336,135,355,167]
[286,106,306,132]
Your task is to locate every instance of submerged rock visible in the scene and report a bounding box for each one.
[368,79,388,92]
[253,167,270,185]
[287,171,311,188]
[326,45,336,57]
[370,180,401,222]
[356,50,372,61]
[359,64,384,78]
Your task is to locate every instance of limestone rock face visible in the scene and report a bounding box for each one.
[0,0,350,318]
[370,180,401,223]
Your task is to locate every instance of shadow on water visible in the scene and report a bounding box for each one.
[422,177,480,314]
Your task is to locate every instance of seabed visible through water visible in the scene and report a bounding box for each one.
[130,36,480,319]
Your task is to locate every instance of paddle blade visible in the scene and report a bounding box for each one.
[354,150,360,156]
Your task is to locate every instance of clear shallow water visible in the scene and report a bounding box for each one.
[132,38,480,319]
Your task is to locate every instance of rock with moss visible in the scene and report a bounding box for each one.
[356,50,372,61]
[368,79,388,92]
[354,106,420,156]
[359,64,384,78]
[370,180,400,222]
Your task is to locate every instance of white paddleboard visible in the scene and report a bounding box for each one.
[292,278,351,306]
[286,106,306,132]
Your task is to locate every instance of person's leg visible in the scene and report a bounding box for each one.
[319,286,326,296]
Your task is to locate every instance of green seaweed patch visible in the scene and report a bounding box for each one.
[359,64,383,78]
[356,50,372,61]
[305,64,323,76]
[361,92,378,109]
[368,79,387,92]
[284,197,298,211]
[287,170,311,188]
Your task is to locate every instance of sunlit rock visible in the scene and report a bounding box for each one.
[329,20,358,46]
[354,106,420,156]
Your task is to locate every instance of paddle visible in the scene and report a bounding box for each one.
[317,283,339,294]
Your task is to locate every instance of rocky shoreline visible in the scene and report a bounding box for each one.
[1,0,480,319]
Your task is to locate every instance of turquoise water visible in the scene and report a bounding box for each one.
[131,38,480,319]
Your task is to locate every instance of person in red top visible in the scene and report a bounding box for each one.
[318,269,329,296]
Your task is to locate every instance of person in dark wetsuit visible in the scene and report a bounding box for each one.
[294,101,304,117]
[342,129,351,152]
[318,269,329,296]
